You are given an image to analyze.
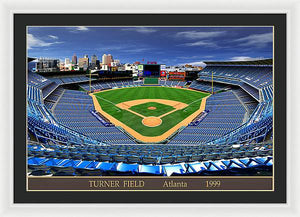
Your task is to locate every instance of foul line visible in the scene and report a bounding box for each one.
[90,93,209,143]
[94,95,121,112]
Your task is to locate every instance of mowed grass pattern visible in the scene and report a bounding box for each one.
[144,77,159,84]
[94,87,209,137]
[130,102,174,117]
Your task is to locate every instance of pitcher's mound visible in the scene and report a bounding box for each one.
[142,117,162,127]
[148,106,157,110]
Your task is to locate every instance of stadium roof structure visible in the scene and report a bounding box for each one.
[204,59,273,66]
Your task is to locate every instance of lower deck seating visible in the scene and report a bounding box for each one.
[54,90,135,144]
[169,91,246,144]
[27,87,100,146]
[28,154,272,176]
[27,141,273,176]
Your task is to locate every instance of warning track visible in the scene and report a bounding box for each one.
[90,93,208,143]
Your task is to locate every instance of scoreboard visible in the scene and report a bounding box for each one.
[139,64,161,77]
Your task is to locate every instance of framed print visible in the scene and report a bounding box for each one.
[13,13,286,203]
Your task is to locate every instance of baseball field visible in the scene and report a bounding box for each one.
[91,86,210,143]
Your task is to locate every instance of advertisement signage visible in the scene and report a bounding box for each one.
[138,64,144,71]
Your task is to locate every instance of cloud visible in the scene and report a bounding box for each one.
[179,61,206,67]
[229,56,265,61]
[175,31,225,40]
[48,35,58,39]
[76,26,89,31]
[99,43,152,53]
[177,55,214,60]
[70,26,90,32]
[234,32,273,47]
[180,40,218,48]
[177,56,201,60]
[27,34,62,49]
[126,48,151,53]
[122,27,157,34]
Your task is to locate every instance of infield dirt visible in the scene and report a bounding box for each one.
[90,93,208,143]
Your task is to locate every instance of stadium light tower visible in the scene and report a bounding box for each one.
[211,71,214,94]
[89,69,91,92]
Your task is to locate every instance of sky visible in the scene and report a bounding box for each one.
[27,26,273,66]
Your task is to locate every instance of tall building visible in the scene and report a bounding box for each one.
[102,54,113,65]
[72,54,77,64]
[90,54,99,69]
[96,60,100,67]
[107,54,113,65]
[102,54,107,65]
[65,58,70,65]
[78,57,89,70]
[91,54,97,64]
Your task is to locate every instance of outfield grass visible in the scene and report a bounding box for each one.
[94,87,209,137]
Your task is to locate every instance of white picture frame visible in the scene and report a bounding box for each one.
[0,0,298,216]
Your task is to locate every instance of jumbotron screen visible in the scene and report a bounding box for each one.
[143,64,160,77]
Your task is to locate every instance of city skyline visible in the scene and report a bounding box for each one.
[27,26,273,66]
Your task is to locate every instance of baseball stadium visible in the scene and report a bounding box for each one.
[27,59,273,176]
